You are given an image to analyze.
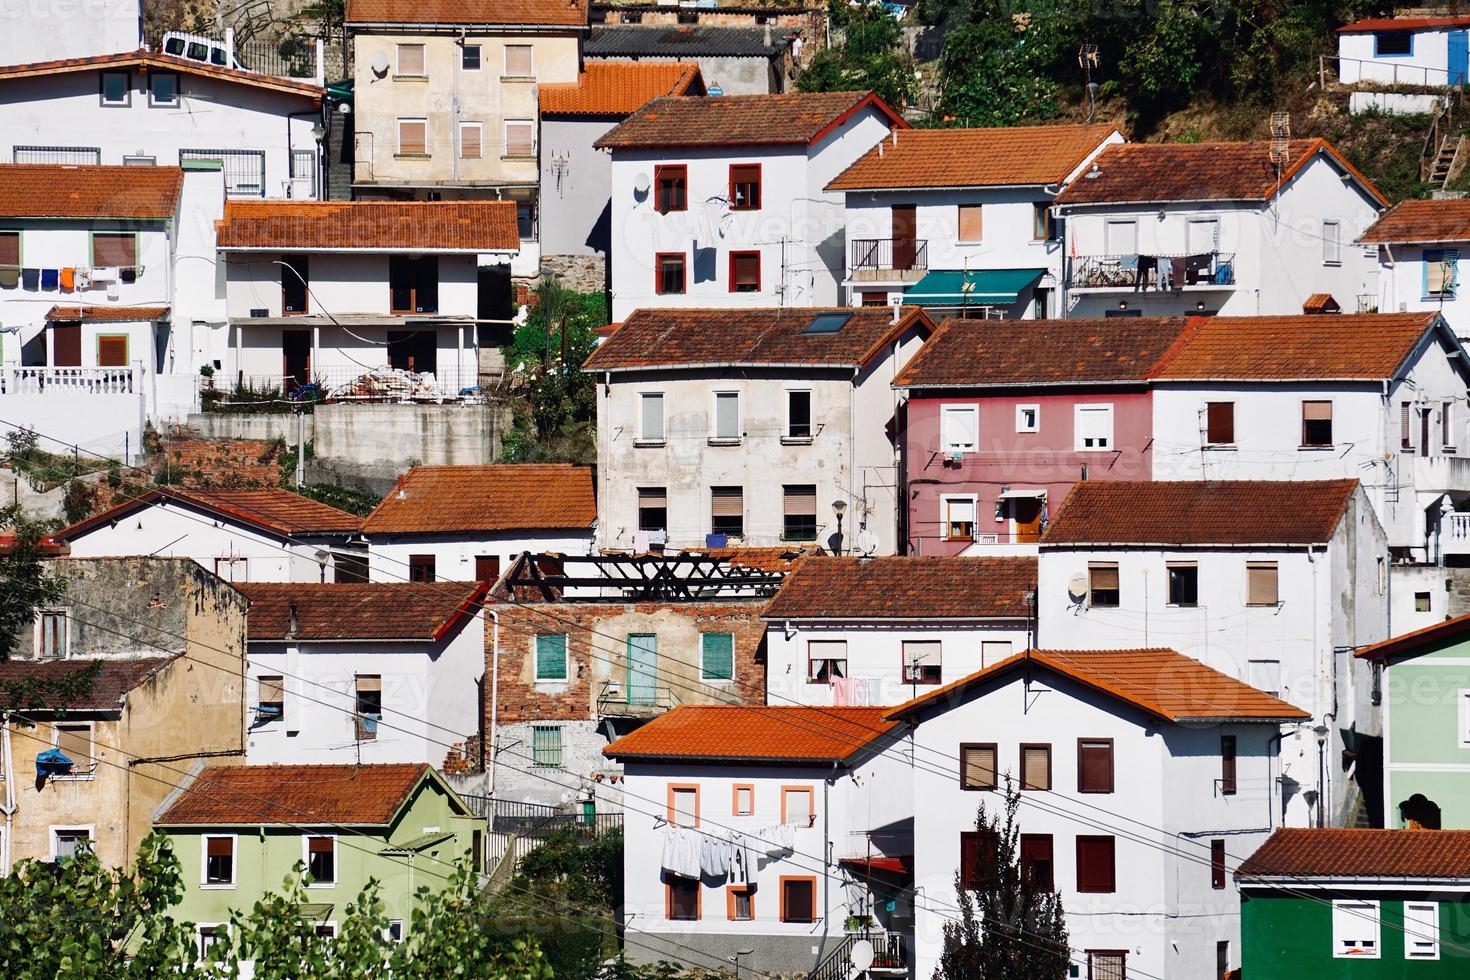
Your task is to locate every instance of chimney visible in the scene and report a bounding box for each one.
[288,600,299,637]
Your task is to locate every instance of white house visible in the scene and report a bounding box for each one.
[237,581,488,767]
[582,306,935,556]
[1036,479,1389,828]
[55,486,365,583]
[216,199,520,397]
[360,463,597,584]
[760,555,1036,706]
[1360,198,1470,335]
[595,90,906,320]
[1052,139,1387,318]
[1336,14,1470,87]
[825,124,1122,318]
[0,0,140,67]
[604,704,915,978]
[888,646,1308,980]
[0,50,325,199]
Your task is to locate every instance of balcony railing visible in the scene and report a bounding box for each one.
[810,931,906,980]
[596,680,679,718]
[1068,252,1235,291]
[1,366,138,396]
[850,238,929,280]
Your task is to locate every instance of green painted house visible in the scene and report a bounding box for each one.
[154,762,483,949]
[1358,613,1470,829]
[1238,828,1470,978]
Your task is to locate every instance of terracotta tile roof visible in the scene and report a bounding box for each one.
[603,705,899,764]
[1301,293,1340,314]
[1238,828,1470,880]
[763,556,1036,620]
[156,763,433,826]
[45,306,169,322]
[57,487,360,542]
[583,307,934,372]
[892,316,1187,388]
[540,62,703,116]
[1150,311,1444,381]
[1053,139,1388,208]
[1041,480,1359,547]
[362,464,596,534]
[346,0,589,27]
[0,164,183,219]
[1359,198,1470,243]
[216,200,520,252]
[1356,612,1470,662]
[237,581,486,641]
[1338,16,1470,33]
[0,50,324,98]
[886,648,1308,723]
[0,657,178,712]
[827,124,1120,191]
[595,91,904,148]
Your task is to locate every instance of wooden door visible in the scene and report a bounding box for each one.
[891,205,916,270]
[52,321,81,366]
[1013,497,1044,543]
[282,330,311,393]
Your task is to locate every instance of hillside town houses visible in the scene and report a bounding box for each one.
[10,2,1470,978]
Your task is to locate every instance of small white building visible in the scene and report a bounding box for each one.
[1360,198,1470,336]
[361,463,598,584]
[583,306,935,556]
[826,124,1122,318]
[760,555,1036,706]
[237,581,488,767]
[1036,479,1389,828]
[55,486,365,583]
[1336,15,1470,87]
[1052,139,1386,318]
[216,199,520,397]
[595,90,905,320]
[0,0,140,67]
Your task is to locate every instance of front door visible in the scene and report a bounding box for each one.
[891,205,916,270]
[387,330,438,376]
[52,321,81,366]
[1012,497,1045,543]
[1452,30,1469,86]
[627,634,658,706]
[282,330,311,393]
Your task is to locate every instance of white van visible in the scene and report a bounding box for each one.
[160,32,244,70]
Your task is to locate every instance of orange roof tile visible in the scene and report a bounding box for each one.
[0,50,323,98]
[1041,480,1359,547]
[1359,197,1470,243]
[1338,16,1470,33]
[57,487,360,542]
[361,464,596,534]
[886,648,1308,724]
[1301,293,1340,314]
[238,581,486,641]
[216,200,520,252]
[156,763,435,826]
[0,164,183,219]
[1238,828,1470,880]
[45,306,169,322]
[0,657,177,711]
[603,705,899,764]
[346,0,589,26]
[1356,612,1470,662]
[540,62,703,116]
[827,124,1120,191]
[595,91,905,149]
[763,556,1036,620]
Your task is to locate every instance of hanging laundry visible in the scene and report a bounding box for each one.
[0,267,18,289]
[21,268,39,290]
[700,833,731,877]
[729,833,756,883]
[778,823,796,849]
[75,269,91,290]
[91,267,118,282]
[830,675,851,706]
[634,530,650,553]
[758,826,785,858]
[40,269,58,290]
[851,677,870,707]
[662,825,703,879]
[1169,257,1187,288]
[59,267,75,291]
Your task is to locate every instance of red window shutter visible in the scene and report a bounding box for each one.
[1078,740,1114,793]
[1077,836,1116,893]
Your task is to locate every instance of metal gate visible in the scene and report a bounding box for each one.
[179,148,266,197]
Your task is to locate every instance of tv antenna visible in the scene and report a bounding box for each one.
[1079,43,1100,123]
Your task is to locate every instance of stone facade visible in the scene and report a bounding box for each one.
[539,253,607,294]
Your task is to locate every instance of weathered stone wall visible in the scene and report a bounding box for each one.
[539,254,607,294]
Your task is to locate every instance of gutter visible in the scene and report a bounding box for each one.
[488,609,501,795]
[588,360,864,373]
[1,715,13,873]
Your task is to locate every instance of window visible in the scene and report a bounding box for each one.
[807,640,847,683]
[397,43,425,75]
[783,485,817,541]
[1205,402,1234,445]
[655,252,686,294]
[781,786,814,826]
[638,487,667,532]
[459,121,482,159]
[958,204,982,242]
[204,835,235,886]
[474,555,500,583]
[1075,404,1114,450]
[1375,31,1412,56]
[1217,941,1229,979]
[860,290,888,306]
[257,675,284,723]
[709,486,744,536]
[397,118,427,155]
[1088,563,1119,608]
[93,232,137,269]
[1033,202,1054,241]
[1016,404,1039,433]
[1210,839,1226,889]
[531,725,562,766]
[1220,735,1237,795]
[389,255,439,313]
[504,44,533,77]
[198,925,227,959]
[386,921,404,942]
[1020,834,1054,892]
[1426,248,1459,298]
[54,723,92,775]
[1404,901,1439,959]
[961,743,997,790]
[780,877,815,923]
[701,632,734,681]
[1020,744,1051,791]
[960,830,997,890]
[1077,739,1113,793]
[729,251,761,292]
[1104,219,1137,256]
[53,828,91,861]
[1087,951,1126,980]
[1166,563,1198,607]
[1322,220,1341,265]
[461,44,481,70]
[504,120,535,157]
[97,335,128,367]
[149,72,179,106]
[728,885,754,920]
[1416,590,1432,613]
[1401,401,1414,450]
[123,154,155,166]
[1076,836,1116,893]
[306,835,336,885]
[1331,899,1380,958]
[0,230,18,272]
[667,877,699,920]
[787,390,813,440]
[981,640,1012,666]
[1301,400,1333,447]
[730,164,761,210]
[36,610,67,659]
[315,923,337,939]
[713,391,740,440]
[1246,562,1278,606]
[100,70,129,105]
[654,165,687,213]
[669,785,699,827]
[408,554,435,582]
[535,634,568,682]
[1444,400,1456,450]
[1248,659,1281,698]
[640,392,665,442]
[902,640,942,685]
[732,784,754,816]
[354,675,382,741]
[941,405,978,453]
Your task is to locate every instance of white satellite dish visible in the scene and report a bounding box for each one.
[1067,572,1089,603]
[633,172,651,195]
[370,52,390,77]
[854,526,879,557]
[849,939,874,973]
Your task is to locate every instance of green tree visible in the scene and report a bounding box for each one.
[799,1,917,109]
[936,5,1059,127]
[499,277,605,464]
[0,502,65,661]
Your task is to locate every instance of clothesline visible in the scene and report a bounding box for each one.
[0,264,146,293]
[660,819,804,883]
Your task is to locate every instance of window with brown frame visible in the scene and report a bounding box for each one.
[1088,563,1119,607]
[1301,400,1333,447]
[0,230,19,269]
[1220,735,1237,795]
[728,885,754,920]
[780,877,815,922]
[729,251,760,292]
[961,743,997,790]
[667,877,699,920]
[280,253,309,314]
[1211,839,1226,889]
[1077,739,1114,793]
[1020,743,1051,791]
[408,554,435,582]
[474,555,500,583]
[729,164,761,210]
[1246,562,1278,607]
[958,204,982,242]
[655,165,687,213]
[389,255,438,314]
[1206,401,1234,445]
[656,253,686,294]
[96,335,128,367]
[93,232,136,269]
[959,830,997,891]
[1020,834,1054,892]
[1076,836,1116,893]
[1087,950,1126,980]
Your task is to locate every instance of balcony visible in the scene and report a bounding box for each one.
[850,238,929,283]
[811,930,907,980]
[1068,252,1236,291]
[1413,454,1470,493]
[1,366,139,396]
[596,680,680,720]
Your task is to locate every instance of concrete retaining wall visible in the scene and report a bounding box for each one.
[1349,91,1444,116]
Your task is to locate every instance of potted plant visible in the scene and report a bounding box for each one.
[199,363,216,389]
[843,914,874,933]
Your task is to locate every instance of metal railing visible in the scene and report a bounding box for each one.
[596,679,680,717]
[851,238,929,273]
[204,365,486,407]
[809,931,906,980]
[457,796,622,877]
[13,145,101,165]
[2,366,139,396]
[1321,53,1467,91]
[1068,252,1235,290]
[143,30,323,82]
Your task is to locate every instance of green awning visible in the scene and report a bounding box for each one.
[381,831,454,855]
[904,268,1046,306]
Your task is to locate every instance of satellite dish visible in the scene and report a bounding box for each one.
[854,527,879,556]
[370,52,390,77]
[1067,572,1089,603]
[633,172,651,195]
[849,940,874,972]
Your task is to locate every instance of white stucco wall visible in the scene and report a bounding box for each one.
[366,530,596,584]
[224,252,480,319]
[1374,244,1470,337]
[0,0,140,67]
[1338,27,1458,86]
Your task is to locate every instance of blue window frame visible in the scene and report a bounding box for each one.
[1375,32,1413,58]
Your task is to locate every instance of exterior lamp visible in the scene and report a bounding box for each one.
[832,499,848,555]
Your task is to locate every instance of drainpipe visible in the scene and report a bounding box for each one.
[1,715,13,872]
[452,30,466,185]
[815,763,835,971]
[487,609,500,797]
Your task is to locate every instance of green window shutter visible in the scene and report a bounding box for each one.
[532,725,562,767]
[536,634,567,681]
[702,633,734,681]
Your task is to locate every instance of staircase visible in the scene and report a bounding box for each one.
[808,931,907,980]
[1430,138,1459,185]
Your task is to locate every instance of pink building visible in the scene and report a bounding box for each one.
[893,317,1187,554]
